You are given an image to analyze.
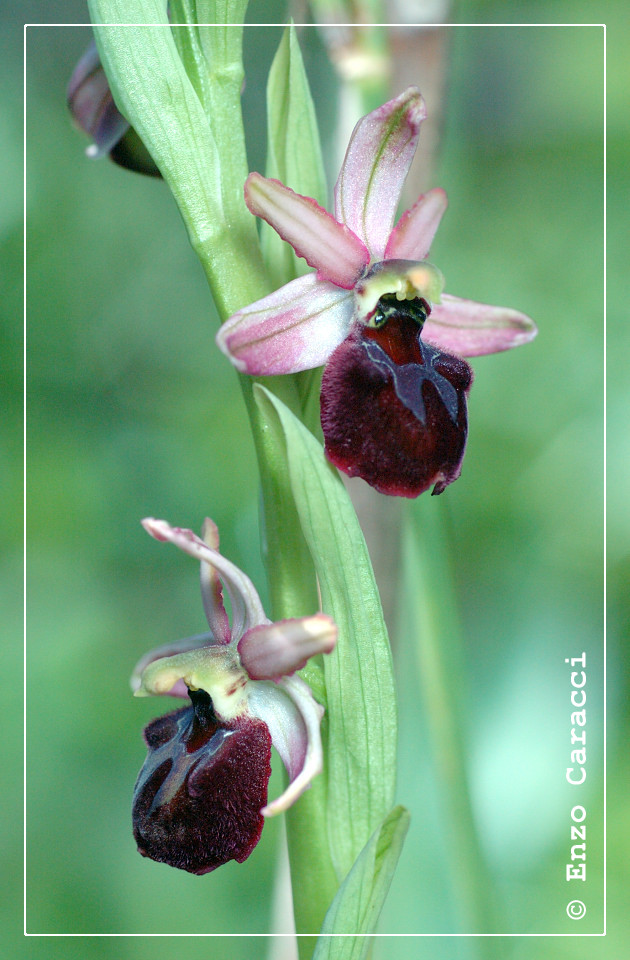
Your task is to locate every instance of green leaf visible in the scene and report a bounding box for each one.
[262,24,328,288]
[401,499,500,934]
[254,385,397,881]
[88,0,267,316]
[89,2,220,226]
[314,806,410,958]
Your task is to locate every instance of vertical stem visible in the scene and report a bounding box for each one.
[285,773,338,959]
[402,497,504,954]
[238,376,320,619]
[242,375,339,956]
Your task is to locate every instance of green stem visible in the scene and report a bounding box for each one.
[402,497,504,954]
[285,764,338,958]
[241,375,339,956]
[239,375,319,619]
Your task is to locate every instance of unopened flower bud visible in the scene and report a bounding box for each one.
[67,41,161,176]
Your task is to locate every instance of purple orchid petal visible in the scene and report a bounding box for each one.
[130,632,215,698]
[245,173,369,289]
[248,676,325,816]
[385,188,448,262]
[142,518,267,638]
[216,273,354,375]
[199,518,231,644]
[237,614,337,681]
[422,294,538,357]
[334,87,427,261]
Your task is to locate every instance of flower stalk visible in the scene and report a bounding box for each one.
[86,1,319,616]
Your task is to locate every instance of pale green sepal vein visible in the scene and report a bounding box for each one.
[313,805,410,959]
[254,385,397,882]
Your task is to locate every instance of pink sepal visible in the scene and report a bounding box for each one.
[67,42,129,158]
[248,676,325,816]
[216,273,354,375]
[385,188,448,261]
[245,173,369,289]
[141,518,267,639]
[422,294,538,357]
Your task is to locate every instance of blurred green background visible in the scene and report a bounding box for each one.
[6,0,626,957]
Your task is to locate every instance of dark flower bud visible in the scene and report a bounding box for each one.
[132,688,272,874]
[320,298,473,497]
[67,41,161,177]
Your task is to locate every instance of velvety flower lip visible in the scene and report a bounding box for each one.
[320,305,473,496]
[132,517,336,874]
[217,86,537,497]
[220,273,355,376]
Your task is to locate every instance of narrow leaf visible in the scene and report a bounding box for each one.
[401,499,500,933]
[314,805,410,958]
[262,24,328,288]
[254,385,397,881]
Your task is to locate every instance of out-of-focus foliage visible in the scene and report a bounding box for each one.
[9,0,625,957]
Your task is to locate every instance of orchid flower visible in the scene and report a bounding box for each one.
[132,517,337,875]
[217,87,537,497]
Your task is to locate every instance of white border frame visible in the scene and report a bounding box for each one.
[23,17,607,941]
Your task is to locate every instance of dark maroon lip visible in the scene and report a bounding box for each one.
[132,692,271,875]
[320,308,473,498]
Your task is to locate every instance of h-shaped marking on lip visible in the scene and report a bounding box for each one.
[362,337,459,426]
